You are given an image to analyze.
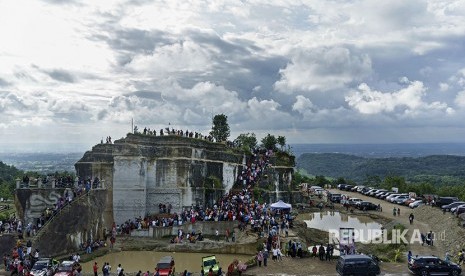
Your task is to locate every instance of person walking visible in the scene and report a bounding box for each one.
[407,251,412,262]
[397,208,400,216]
[93,262,98,276]
[458,249,464,265]
[256,251,263,267]
[428,231,434,246]
[263,249,269,267]
[409,213,414,224]
[393,207,396,216]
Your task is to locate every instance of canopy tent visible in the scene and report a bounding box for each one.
[270,200,292,210]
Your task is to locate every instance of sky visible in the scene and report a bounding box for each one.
[1,0,465,152]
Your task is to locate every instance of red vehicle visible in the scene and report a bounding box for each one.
[155,256,175,276]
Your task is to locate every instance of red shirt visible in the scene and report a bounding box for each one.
[93,264,98,272]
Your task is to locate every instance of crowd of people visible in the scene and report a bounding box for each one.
[2,239,42,275]
[21,174,75,189]
[135,126,217,143]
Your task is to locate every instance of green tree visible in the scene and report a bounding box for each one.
[234,133,257,152]
[314,175,330,186]
[210,114,230,142]
[383,175,407,192]
[261,134,277,151]
[277,136,286,151]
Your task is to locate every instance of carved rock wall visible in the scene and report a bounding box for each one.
[75,135,245,225]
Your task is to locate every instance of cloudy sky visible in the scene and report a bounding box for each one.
[1,0,465,151]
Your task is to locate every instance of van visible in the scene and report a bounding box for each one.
[435,197,459,207]
[336,255,380,276]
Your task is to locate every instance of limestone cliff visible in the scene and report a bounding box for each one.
[75,134,246,224]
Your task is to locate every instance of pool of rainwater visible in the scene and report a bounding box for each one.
[302,211,383,242]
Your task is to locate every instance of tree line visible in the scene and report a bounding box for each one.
[296,153,465,200]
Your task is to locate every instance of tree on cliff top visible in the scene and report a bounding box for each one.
[210,114,230,142]
[261,134,277,151]
[234,133,257,152]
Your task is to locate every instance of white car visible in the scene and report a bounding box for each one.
[392,195,409,203]
[389,194,408,203]
[451,204,465,213]
[385,194,402,201]
[394,195,409,204]
[409,200,424,208]
[348,198,363,206]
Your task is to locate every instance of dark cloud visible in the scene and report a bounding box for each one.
[96,27,174,55]
[0,78,10,87]
[125,90,163,101]
[45,69,76,83]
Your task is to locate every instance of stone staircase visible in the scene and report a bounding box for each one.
[29,190,93,245]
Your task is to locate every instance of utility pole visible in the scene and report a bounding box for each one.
[131,118,134,133]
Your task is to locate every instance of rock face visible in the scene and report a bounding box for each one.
[75,134,245,224]
[14,190,107,257]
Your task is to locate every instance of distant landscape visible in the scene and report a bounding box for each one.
[297,153,465,186]
[0,152,83,173]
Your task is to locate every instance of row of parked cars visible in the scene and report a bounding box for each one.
[437,197,465,216]
[335,184,463,276]
[338,184,425,209]
[338,184,465,216]
[328,188,379,211]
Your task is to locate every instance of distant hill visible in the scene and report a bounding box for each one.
[297,153,465,185]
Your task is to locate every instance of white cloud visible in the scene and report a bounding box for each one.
[454,91,465,108]
[1,0,465,145]
[274,47,372,93]
[439,82,449,92]
[292,95,314,113]
[345,81,451,115]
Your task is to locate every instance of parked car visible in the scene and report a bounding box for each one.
[409,200,424,209]
[54,261,81,276]
[30,258,59,276]
[455,205,465,216]
[202,255,220,275]
[404,198,419,206]
[408,255,461,276]
[435,197,459,207]
[441,201,465,212]
[343,185,354,191]
[367,189,381,196]
[379,192,394,199]
[356,186,366,192]
[385,194,402,201]
[394,195,410,204]
[357,201,378,211]
[389,194,408,203]
[156,256,175,276]
[348,198,363,206]
[350,186,359,192]
[362,188,374,195]
[374,190,388,198]
[337,184,347,190]
[336,254,380,276]
[451,204,465,214]
[329,194,342,203]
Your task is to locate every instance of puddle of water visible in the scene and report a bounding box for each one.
[303,211,383,242]
[81,251,253,274]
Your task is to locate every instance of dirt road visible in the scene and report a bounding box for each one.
[329,189,445,258]
[247,189,463,276]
